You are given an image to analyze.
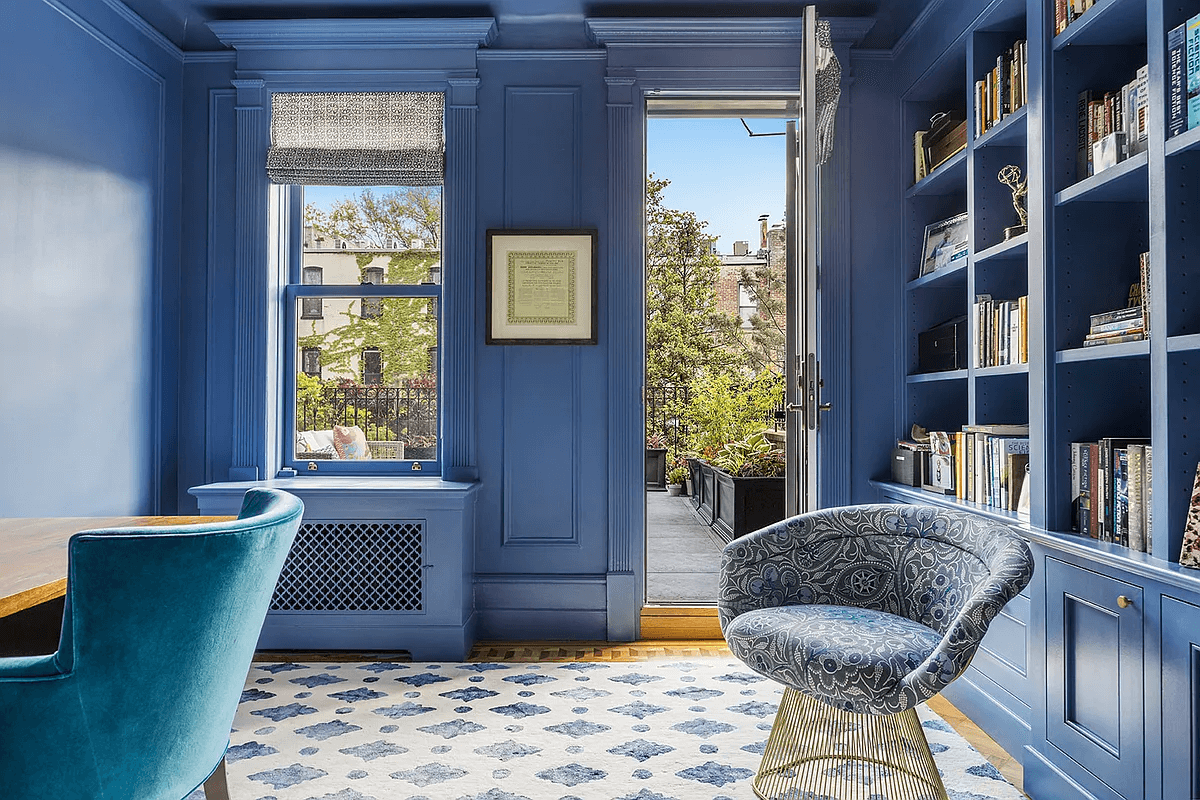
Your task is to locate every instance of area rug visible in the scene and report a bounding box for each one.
[189,659,1023,800]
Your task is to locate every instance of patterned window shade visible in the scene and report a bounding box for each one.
[268,92,444,186]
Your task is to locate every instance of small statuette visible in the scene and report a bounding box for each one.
[998,164,1028,240]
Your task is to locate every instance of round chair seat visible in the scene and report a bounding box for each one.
[724,604,944,715]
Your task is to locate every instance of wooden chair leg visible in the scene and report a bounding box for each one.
[202,756,231,800]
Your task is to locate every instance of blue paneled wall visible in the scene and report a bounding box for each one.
[0,0,181,516]
[3,0,901,641]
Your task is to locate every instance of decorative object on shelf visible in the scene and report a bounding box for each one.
[997,164,1028,240]
[923,111,967,173]
[485,229,598,345]
[917,315,968,373]
[1180,462,1200,568]
[920,213,969,277]
[923,430,955,494]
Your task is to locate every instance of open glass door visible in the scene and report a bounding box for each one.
[785,6,838,515]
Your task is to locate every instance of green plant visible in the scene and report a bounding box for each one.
[667,464,689,485]
[682,371,784,457]
[709,431,774,475]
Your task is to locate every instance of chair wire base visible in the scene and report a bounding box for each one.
[753,688,949,800]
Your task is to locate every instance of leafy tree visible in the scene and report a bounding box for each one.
[297,251,439,385]
[644,175,743,389]
[305,187,441,249]
[735,255,787,375]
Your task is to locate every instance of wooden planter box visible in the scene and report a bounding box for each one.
[687,458,784,544]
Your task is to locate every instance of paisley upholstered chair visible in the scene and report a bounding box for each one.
[0,488,304,800]
[720,503,1034,800]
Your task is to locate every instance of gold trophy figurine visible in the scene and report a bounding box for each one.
[998,164,1028,240]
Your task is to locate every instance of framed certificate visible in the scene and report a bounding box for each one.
[486,229,598,345]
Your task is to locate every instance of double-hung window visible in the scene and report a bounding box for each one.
[275,92,444,472]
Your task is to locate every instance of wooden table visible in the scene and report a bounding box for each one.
[0,517,232,618]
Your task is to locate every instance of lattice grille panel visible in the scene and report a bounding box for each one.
[271,521,423,612]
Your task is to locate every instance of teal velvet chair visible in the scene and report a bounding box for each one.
[0,488,304,800]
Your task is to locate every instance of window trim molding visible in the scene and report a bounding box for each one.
[214,19,493,482]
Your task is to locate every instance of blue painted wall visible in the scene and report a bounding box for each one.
[4,0,899,640]
[0,0,181,516]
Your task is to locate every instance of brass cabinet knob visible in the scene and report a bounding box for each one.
[1117,595,1132,609]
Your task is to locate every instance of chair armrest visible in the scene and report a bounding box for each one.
[718,516,812,632]
[0,653,66,680]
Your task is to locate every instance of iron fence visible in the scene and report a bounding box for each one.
[297,384,437,446]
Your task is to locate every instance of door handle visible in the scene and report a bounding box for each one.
[1117,595,1132,609]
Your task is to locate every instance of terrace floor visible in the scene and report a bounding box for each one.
[645,489,722,605]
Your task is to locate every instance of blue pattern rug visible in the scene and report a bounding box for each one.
[189,659,1023,800]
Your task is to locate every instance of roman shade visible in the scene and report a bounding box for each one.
[267,91,444,186]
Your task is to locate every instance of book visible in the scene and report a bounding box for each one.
[1074,442,1093,537]
[961,423,1030,435]
[914,130,928,183]
[1077,89,1095,180]
[1144,445,1153,552]
[1099,438,1150,541]
[1189,14,1200,131]
[1114,448,1130,546]
[1083,331,1145,346]
[1169,24,1188,138]
[1128,444,1145,552]
[1090,305,1142,326]
[1140,251,1151,336]
[1089,317,1144,335]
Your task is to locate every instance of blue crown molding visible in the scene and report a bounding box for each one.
[890,0,951,60]
[585,18,805,47]
[208,18,498,51]
[183,51,237,64]
[477,50,608,62]
[824,17,877,46]
[99,0,184,62]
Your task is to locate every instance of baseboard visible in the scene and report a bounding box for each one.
[1022,745,1104,800]
[258,611,476,661]
[639,606,723,639]
[941,666,1031,762]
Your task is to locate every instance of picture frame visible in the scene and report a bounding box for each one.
[920,212,969,277]
[486,229,598,345]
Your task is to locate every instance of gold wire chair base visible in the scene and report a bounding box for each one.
[753,687,949,800]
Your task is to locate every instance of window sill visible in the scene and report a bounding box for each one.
[189,476,479,515]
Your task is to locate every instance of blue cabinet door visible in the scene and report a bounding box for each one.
[1163,596,1200,799]
[1045,557,1144,799]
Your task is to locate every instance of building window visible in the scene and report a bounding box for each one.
[301,266,323,319]
[302,347,322,376]
[362,266,384,319]
[738,282,757,328]
[362,347,383,385]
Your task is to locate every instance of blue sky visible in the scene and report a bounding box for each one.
[305,116,787,253]
[647,117,787,252]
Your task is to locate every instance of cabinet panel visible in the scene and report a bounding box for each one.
[1163,596,1200,800]
[1046,557,1144,799]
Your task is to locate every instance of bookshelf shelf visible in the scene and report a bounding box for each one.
[906,259,968,290]
[1166,124,1200,158]
[974,233,1028,263]
[976,362,1030,376]
[973,104,1028,149]
[1051,0,1148,49]
[906,148,968,198]
[869,480,1022,524]
[1055,338,1150,363]
[907,369,968,384]
[1166,333,1200,353]
[1054,150,1149,204]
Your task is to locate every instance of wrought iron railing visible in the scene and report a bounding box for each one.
[297,384,437,449]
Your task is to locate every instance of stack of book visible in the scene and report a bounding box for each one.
[914,112,967,184]
[972,294,1028,367]
[1076,67,1149,181]
[1071,439,1153,551]
[1055,0,1097,36]
[1167,14,1200,139]
[975,39,1028,138]
[955,424,1030,512]
[1083,252,1150,347]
